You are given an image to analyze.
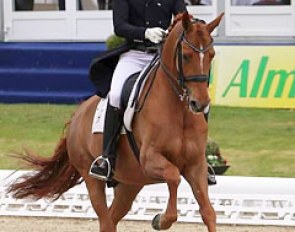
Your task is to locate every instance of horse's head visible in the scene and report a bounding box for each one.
[161,11,224,114]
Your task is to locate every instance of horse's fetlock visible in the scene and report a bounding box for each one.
[168,214,178,224]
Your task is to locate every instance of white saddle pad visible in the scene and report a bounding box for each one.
[91,97,108,133]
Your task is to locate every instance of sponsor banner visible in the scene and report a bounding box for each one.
[210,46,295,108]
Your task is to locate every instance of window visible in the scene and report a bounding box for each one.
[226,0,295,36]
[13,0,112,11]
[185,0,212,6]
[231,0,291,5]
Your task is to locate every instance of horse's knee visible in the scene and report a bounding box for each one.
[163,166,181,186]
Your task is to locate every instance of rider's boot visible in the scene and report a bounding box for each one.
[204,109,217,186]
[89,103,122,181]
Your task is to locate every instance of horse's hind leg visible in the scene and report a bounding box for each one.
[83,175,116,232]
[108,183,143,225]
[183,161,216,232]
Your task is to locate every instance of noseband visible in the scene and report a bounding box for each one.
[159,23,213,113]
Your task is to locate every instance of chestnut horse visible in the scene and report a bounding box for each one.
[8,12,223,232]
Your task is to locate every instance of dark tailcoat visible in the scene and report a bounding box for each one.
[89,0,186,97]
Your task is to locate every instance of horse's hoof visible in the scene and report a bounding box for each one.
[152,214,161,230]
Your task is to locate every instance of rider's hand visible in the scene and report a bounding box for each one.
[145,27,167,44]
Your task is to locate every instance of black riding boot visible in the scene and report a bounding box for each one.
[89,103,122,180]
[204,107,217,186]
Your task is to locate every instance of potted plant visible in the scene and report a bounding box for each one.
[206,138,229,175]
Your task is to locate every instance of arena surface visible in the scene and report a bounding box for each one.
[0,217,294,232]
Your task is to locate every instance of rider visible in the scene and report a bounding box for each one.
[89,0,187,180]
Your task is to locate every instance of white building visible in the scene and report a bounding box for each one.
[0,0,294,42]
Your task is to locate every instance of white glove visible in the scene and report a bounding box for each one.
[145,27,167,44]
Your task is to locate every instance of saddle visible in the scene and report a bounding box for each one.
[91,54,160,158]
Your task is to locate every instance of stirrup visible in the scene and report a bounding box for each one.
[208,163,217,185]
[89,156,112,181]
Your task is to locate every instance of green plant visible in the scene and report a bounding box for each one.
[206,139,227,166]
[106,34,126,50]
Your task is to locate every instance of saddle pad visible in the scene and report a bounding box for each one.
[92,97,127,134]
[91,97,108,133]
[92,95,138,134]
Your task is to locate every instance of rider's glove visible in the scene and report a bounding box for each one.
[145,27,167,44]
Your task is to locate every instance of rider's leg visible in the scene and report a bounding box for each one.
[89,103,122,180]
[205,71,217,185]
[89,50,155,180]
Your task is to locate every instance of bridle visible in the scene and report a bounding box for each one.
[177,31,213,86]
[159,20,213,113]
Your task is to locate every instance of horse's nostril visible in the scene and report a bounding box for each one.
[189,99,210,114]
[189,100,201,113]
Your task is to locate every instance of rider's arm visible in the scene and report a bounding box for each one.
[113,0,146,42]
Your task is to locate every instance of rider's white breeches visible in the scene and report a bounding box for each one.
[109,50,155,108]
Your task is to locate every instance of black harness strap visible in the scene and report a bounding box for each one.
[125,127,140,161]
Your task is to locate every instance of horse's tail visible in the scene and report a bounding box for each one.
[7,126,82,200]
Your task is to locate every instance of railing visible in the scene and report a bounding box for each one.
[1,170,294,226]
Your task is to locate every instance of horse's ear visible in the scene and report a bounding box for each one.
[182,11,192,32]
[207,13,224,33]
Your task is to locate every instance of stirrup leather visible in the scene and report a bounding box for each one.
[89,156,112,181]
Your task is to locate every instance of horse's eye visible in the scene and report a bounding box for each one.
[183,54,191,62]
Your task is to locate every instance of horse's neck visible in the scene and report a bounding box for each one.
[152,43,182,112]
[141,64,185,122]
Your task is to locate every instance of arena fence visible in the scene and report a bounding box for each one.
[0,170,294,226]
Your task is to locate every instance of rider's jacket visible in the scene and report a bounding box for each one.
[113,0,186,44]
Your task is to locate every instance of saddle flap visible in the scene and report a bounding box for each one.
[123,56,159,131]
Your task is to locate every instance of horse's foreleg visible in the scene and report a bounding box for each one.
[183,161,216,232]
[152,173,180,230]
[143,152,180,230]
[83,176,116,232]
[108,183,143,225]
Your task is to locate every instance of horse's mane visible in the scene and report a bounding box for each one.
[167,12,193,33]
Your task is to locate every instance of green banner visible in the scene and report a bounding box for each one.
[210,46,295,108]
